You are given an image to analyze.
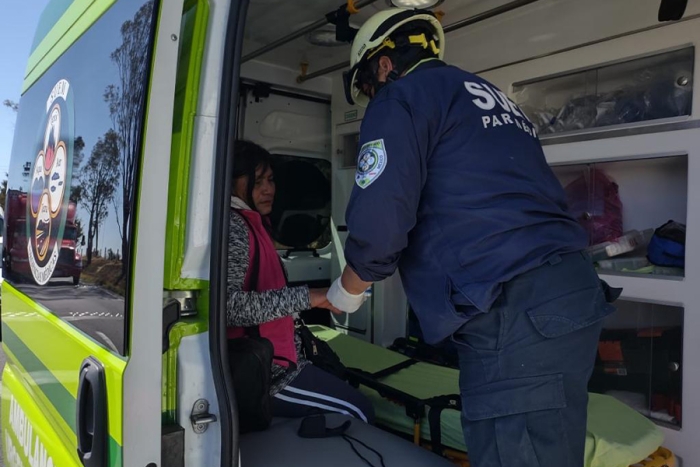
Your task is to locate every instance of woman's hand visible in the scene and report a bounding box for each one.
[309,288,343,315]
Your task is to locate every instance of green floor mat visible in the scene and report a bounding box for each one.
[310,325,664,467]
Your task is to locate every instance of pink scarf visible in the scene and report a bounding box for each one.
[227,207,298,367]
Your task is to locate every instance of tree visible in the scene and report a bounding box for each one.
[75,218,85,244]
[70,137,86,205]
[0,173,8,209]
[73,136,86,173]
[79,130,120,266]
[104,0,154,278]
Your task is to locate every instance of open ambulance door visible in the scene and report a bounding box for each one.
[208,1,250,466]
[1,1,183,466]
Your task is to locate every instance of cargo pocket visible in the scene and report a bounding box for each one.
[461,373,566,421]
[462,374,572,467]
[525,284,617,339]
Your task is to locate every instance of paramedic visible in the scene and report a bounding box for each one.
[327,8,618,467]
[227,140,374,423]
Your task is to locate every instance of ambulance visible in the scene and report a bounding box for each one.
[1,0,696,466]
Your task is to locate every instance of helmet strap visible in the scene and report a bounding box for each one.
[386,69,400,83]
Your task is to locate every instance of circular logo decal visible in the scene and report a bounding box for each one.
[27,79,73,285]
[355,139,387,190]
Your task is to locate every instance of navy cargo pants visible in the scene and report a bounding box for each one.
[452,251,618,467]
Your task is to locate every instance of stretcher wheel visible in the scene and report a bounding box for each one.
[630,447,676,467]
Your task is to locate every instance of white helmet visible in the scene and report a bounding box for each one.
[343,8,445,107]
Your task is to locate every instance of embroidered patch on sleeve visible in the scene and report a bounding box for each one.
[355,139,387,189]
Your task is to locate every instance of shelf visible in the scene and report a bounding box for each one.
[555,157,686,236]
[598,273,684,305]
[513,46,694,137]
[540,118,700,146]
[553,155,687,282]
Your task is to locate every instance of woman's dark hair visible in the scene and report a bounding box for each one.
[232,140,272,210]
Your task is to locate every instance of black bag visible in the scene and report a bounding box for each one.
[296,320,347,380]
[228,328,275,433]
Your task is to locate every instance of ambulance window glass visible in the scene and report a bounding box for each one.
[269,155,332,251]
[3,0,158,356]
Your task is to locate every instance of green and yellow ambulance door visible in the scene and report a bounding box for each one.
[1,0,182,465]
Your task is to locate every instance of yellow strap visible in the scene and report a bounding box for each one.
[430,40,439,55]
[409,34,441,55]
[366,37,396,60]
[366,34,439,63]
[409,34,428,48]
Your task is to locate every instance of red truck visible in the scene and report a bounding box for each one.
[4,189,82,285]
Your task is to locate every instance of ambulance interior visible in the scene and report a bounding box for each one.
[229,0,698,464]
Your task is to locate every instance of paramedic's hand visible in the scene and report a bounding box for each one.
[320,300,344,316]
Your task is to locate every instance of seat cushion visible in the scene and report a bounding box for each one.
[240,414,454,466]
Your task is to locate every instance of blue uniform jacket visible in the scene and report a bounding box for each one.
[344,60,588,344]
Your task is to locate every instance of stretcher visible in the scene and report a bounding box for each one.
[309,325,675,467]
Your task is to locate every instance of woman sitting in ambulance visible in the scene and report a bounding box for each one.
[226,140,374,423]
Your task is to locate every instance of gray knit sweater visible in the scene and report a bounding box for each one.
[226,204,311,395]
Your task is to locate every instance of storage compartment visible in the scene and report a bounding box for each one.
[589,300,683,428]
[512,47,694,136]
[340,132,360,168]
[552,155,687,277]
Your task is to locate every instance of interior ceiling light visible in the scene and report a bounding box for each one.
[386,0,444,8]
[306,27,354,47]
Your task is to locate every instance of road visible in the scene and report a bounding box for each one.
[10,281,125,354]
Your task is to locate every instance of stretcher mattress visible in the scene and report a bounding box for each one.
[309,325,665,467]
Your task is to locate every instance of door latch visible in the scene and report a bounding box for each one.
[190,399,217,434]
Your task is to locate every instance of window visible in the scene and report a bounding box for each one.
[268,154,332,251]
[3,0,158,355]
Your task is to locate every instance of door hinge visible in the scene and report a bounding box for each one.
[190,399,217,434]
[163,290,198,317]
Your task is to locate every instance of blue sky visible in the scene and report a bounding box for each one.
[0,1,50,180]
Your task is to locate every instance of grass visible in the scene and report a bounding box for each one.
[80,257,126,296]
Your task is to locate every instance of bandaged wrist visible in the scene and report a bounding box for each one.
[327,277,366,313]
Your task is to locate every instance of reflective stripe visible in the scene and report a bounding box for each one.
[273,393,354,419]
[283,385,369,423]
